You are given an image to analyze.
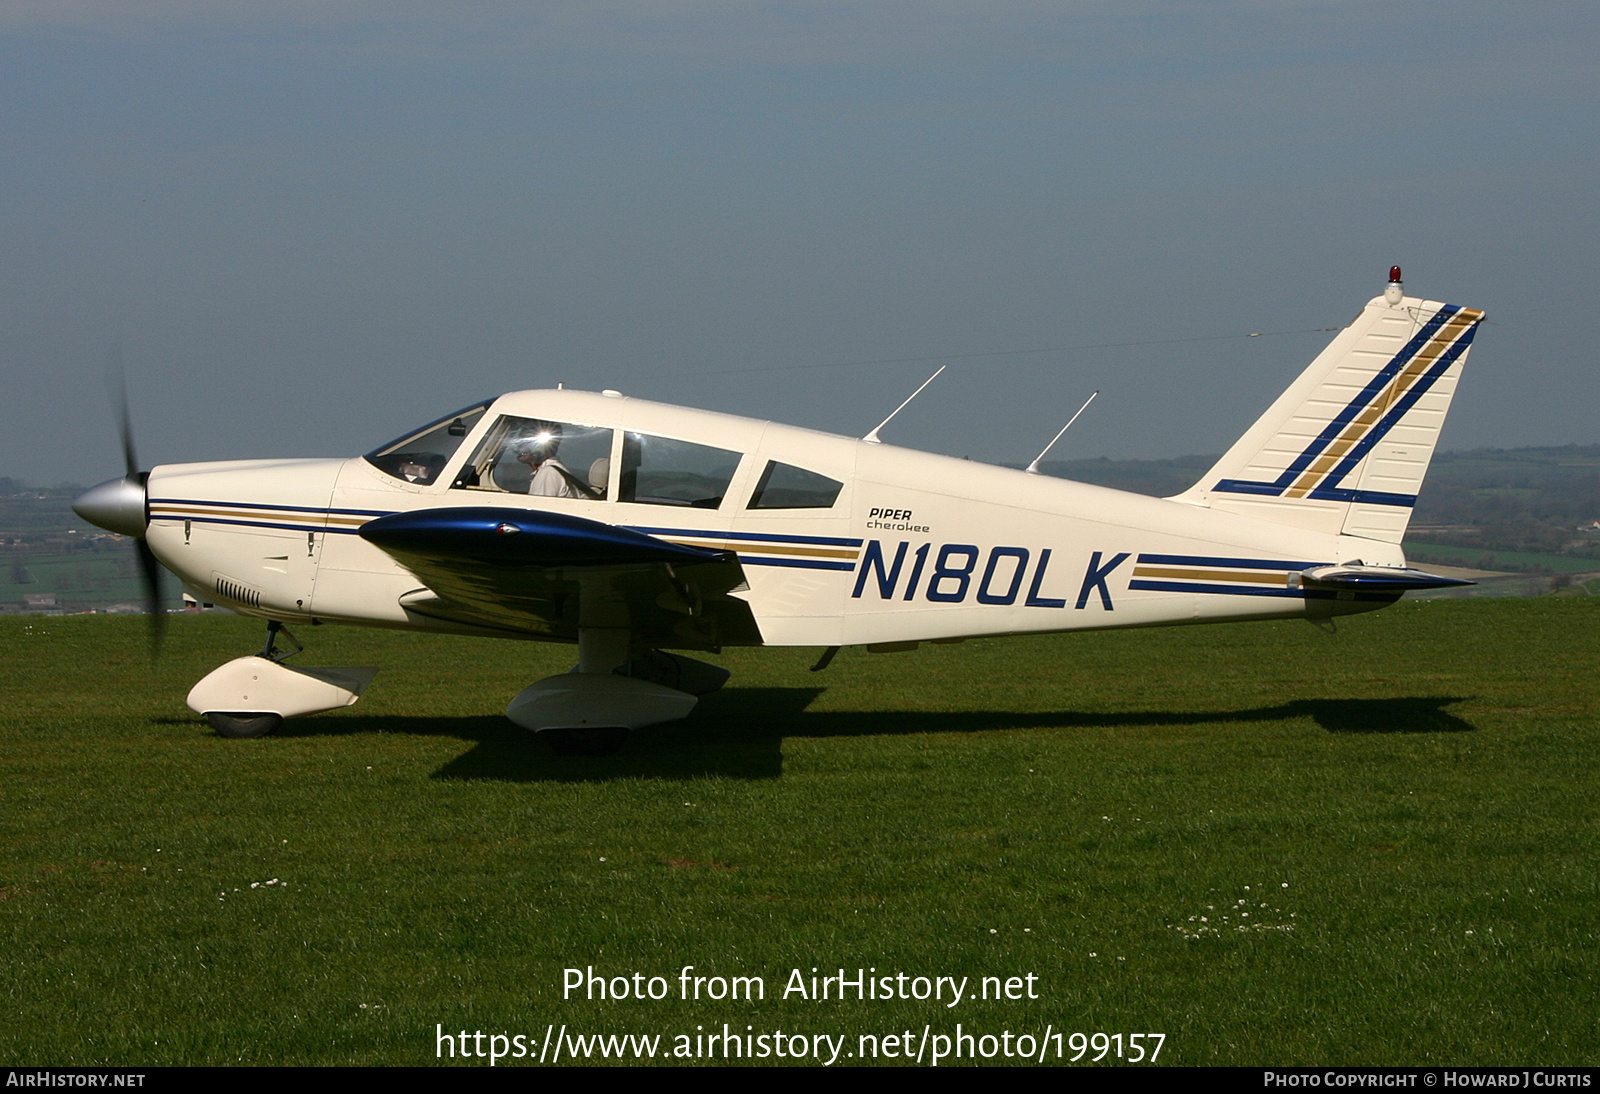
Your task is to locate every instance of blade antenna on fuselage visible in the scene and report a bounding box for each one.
[1025,390,1099,474]
[863,365,947,444]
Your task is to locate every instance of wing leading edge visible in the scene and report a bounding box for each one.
[359,507,762,650]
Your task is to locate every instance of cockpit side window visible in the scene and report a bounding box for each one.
[364,402,490,485]
[452,416,614,500]
[746,460,844,509]
[618,433,741,509]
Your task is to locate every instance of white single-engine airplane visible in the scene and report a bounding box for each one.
[75,268,1482,753]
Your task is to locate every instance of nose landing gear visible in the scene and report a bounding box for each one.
[188,621,379,739]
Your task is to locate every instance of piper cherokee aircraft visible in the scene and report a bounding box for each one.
[74,268,1483,753]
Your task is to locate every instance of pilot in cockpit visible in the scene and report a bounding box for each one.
[513,428,584,498]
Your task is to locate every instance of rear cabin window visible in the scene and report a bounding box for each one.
[747,461,843,509]
[619,433,741,508]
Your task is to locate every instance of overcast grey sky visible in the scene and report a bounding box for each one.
[3,1,1595,487]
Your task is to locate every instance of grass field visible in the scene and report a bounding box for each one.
[2,601,1597,1067]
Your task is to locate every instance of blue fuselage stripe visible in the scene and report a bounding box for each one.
[739,556,856,570]
[151,498,392,517]
[154,510,858,556]
[1130,579,1397,603]
[152,515,365,535]
[1130,579,1302,598]
[626,526,863,547]
[1136,554,1327,571]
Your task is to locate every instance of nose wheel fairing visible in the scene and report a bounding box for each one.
[187,621,380,734]
[186,657,380,722]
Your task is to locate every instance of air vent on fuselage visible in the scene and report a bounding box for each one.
[212,574,262,610]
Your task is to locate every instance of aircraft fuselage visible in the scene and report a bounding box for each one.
[144,387,1402,651]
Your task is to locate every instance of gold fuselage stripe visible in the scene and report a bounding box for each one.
[664,537,860,560]
[152,506,860,559]
[1132,566,1287,586]
[151,504,365,527]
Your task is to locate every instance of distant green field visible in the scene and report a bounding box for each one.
[1402,541,1600,575]
[0,547,148,609]
[2,603,1598,1066]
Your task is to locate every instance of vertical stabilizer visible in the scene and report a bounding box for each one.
[1171,272,1484,544]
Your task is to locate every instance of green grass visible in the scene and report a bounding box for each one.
[2,601,1598,1066]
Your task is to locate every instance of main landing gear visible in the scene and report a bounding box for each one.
[506,627,730,756]
[187,621,379,739]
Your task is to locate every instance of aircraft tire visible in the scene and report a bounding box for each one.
[207,711,284,739]
[540,726,629,756]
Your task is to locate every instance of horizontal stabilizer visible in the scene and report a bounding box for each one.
[1299,565,1473,592]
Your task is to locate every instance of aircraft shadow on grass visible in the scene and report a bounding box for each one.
[163,689,1475,783]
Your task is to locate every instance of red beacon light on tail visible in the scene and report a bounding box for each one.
[1384,265,1404,305]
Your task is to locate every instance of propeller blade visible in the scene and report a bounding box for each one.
[136,531,166,656]
[108,344,140,477]
[105,344,164,654]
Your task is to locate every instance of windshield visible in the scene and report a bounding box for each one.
[364,401,491,485]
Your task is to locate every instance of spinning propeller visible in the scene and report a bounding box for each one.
[73,349,166,653]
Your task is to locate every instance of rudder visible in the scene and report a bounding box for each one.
[1171,272,1484,545]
